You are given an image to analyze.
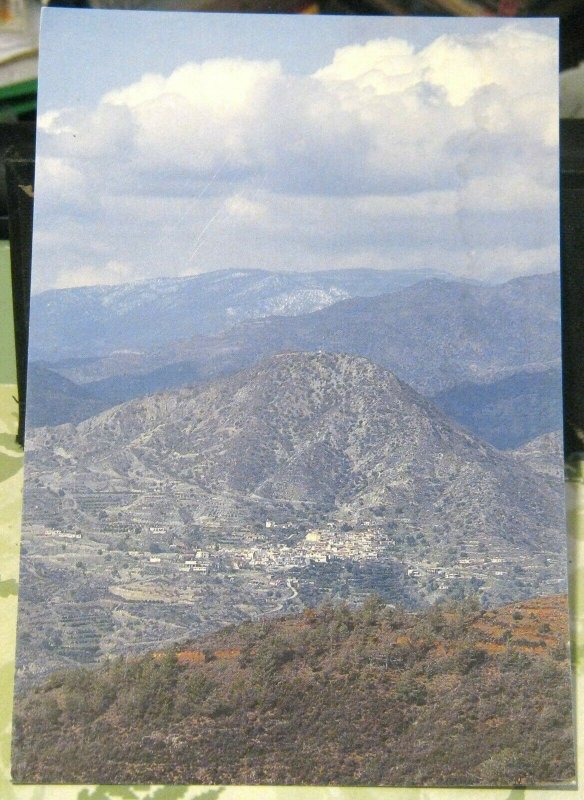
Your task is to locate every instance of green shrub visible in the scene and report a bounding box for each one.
[454,646,487,675]
[395,676,427,706]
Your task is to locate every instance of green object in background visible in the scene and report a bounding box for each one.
[0,241,16,384]
[0,78,36,122]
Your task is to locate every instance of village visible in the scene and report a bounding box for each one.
[14,471,566,687]
[31,508,561,606]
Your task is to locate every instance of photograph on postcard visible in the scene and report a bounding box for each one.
[11,8,575,787]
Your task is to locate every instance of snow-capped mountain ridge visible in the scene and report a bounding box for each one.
[30,267,456,360]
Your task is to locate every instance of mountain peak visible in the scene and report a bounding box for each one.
[252,349,402,382]
[28,348,563,559]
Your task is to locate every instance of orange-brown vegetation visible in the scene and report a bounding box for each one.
[156,647,242,665]
[12,595,575,787]
[175,651,206,666]
[211,647,241,660]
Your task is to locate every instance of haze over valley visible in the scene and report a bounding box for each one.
[27,270,562,451]
[17,270,566,687]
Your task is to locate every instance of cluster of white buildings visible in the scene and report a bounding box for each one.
[299,527,388,562]
[43,528,82,540]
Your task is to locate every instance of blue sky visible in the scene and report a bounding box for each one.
[39,11,557,108]
[32,9,559,292]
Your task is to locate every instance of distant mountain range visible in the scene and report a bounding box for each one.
[431,366,563,450]
[27,352,564,560]
[44,272,560,393]
[29,267,454,361]
[29,272,562,450]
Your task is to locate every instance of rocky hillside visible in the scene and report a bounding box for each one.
[512,431,564,480]
[25,352,564,556]
[12,595,574,786]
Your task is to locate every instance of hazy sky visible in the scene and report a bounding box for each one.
[32,9,559,293]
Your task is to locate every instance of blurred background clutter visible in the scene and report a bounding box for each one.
[0,0,581,135]
[0,0,581,141]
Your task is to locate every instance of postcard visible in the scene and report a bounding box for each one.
[10,7,575,789]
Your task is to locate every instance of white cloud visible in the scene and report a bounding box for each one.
[101,58,282,175]
[313,38,419,98]
[35,156,84,193]
[32,22,558,292]
[454,243,559,283]
[53,260,135,290]
[458,171,558,213]
[39,25,556,197]
[316,26,556,109]
[225,194,267,222]
[33,156,94,217]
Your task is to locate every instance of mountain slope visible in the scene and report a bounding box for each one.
[512,430,563,480]
[25,364,111,428]
[49,272,560,397]
[27,352,564,555]
[29,267,451,361]
[431,366,563,449]
[12,595,574,786]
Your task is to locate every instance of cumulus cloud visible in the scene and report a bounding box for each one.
[225,194,267,222]
[31,21,558,292]
[34,156,87,208]
[52,261,135,290]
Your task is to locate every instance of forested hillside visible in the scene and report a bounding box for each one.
[12,595,574,787]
